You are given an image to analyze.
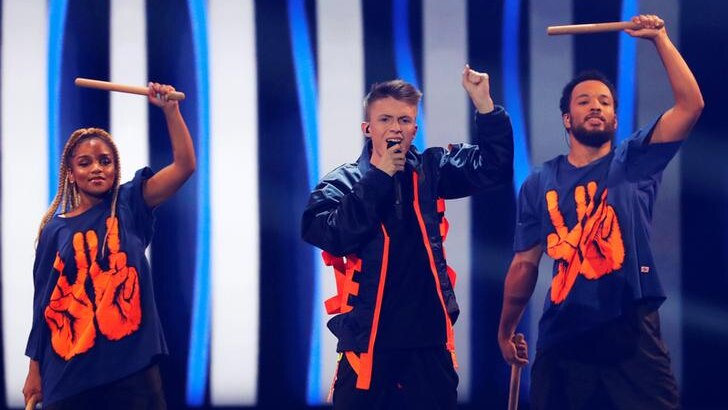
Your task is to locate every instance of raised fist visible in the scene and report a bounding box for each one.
[461,65,494,114]
[625,14,665,40]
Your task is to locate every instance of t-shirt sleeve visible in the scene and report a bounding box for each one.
[615,115,683,181]
[118,167,156,246]
[514,171,542,252]
[25,229,55,361]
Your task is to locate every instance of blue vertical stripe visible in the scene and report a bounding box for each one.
[502,0,530,190]
[48,0,69,202]
[286,0,322,404]
[393,0,426,150]
[288,0,319,189]
[185,0,211,405]
[617,0,638,143]
[502,0,531,400]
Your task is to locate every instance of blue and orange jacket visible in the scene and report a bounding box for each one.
[301,107,513,389]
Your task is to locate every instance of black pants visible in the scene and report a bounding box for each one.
[333,347,458,410]
[46,364,166,410]
[531,305,679,410]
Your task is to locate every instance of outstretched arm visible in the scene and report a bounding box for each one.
[626,14,704,143]
[142,82,197,207]
[498,245,542,366]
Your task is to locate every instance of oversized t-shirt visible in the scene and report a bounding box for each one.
[25,168,168,405]
[515,117,681,350]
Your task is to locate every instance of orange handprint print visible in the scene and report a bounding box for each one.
[44,216,142,360]
[89,217,142,340]
[546,181,625,304]
[44,235,97,360]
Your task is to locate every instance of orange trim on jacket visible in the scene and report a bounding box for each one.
[323,225,390,390]
[323,172,460,390]
[355,224,390,389]
[412,173,458,367]
[322,253,361,315]
[436,198,456,288]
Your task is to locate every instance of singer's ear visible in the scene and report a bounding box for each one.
[361,122,371,136]
[562,113,571,129]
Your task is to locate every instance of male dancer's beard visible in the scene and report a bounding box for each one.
[571,121,616,148]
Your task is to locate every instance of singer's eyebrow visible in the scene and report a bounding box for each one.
[575,92,612,100]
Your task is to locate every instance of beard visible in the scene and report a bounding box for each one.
[571,121,616,148]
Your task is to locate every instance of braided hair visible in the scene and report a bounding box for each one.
[37,128,122,253]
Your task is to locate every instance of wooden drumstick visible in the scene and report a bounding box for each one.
[25,395,38,410]
[74,77,186,100]
[508,364,522,410]
[547,21,639,35]
[508,333,526,410]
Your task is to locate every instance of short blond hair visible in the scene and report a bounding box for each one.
[363,79,422,121]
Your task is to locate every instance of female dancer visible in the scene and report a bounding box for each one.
[22,83,195,409]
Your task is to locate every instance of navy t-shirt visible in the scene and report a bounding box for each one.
[25,168,168,405]
[515,117,682,350]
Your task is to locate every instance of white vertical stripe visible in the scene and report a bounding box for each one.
[109,0,149,182]
[527,0,573,363]
[110,0,150,264]
[528,1,574,165]
[209,0,259,405]
[1,0,48,407]
[423,0,470,400]
[638,0,682,387]
[315,0,364,401]
[317,1,364,177]
[110,0,148,183]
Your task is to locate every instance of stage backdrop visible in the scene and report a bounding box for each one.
[1,0,726,409]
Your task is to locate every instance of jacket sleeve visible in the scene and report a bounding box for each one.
[301,166,394,256]
[437,105,514,199]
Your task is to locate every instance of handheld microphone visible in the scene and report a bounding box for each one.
[387,139,403,219]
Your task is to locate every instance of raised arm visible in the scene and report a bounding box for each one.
[436,66,514,198]
[626,14,704,143]
[142,82,197,207]
[462,64,495,114]
[498,244,542,366]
